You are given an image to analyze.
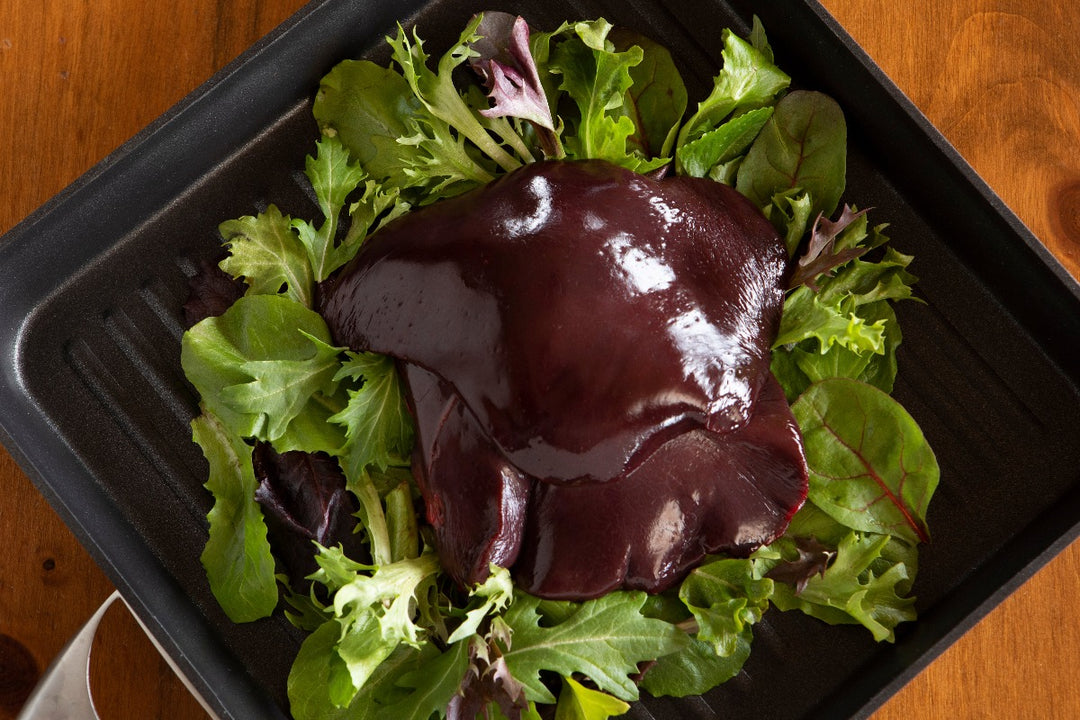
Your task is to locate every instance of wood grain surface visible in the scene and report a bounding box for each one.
[1,1,1077,718]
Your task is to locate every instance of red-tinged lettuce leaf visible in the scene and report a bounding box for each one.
[471,13,556,133]
[252,442,362,588]
[736,90,847,221]
[789,205,869,291]
[183,257,246,328]
[447,635,529,720]
[762,535,834,593]
[791,377,940,545]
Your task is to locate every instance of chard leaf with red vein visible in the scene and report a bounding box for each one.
[791,377,939,545]
[609,27,687,161]
[736,90,847,222]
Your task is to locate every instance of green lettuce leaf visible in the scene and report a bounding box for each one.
[292,136,368,281]
[180,294,346,452]
[676,28,789,150]
[555,676,630,720]
[550,20,665,172]
[639,557,769,697]
[329,351,415,479]
[218,204,314,307]
[677,105,773,179]
[765,530,917,642]
[192,409,278,622]
[307,546,442,707]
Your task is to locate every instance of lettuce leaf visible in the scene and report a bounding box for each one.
[180,294,346,453]
[192,409,278,622]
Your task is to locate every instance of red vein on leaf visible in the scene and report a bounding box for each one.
[816,401,929,543]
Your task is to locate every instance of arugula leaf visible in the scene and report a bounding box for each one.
[500,590,688,703]
[736,90,847,221]
[792,377,940,544]
[192,409,278,622]
[180,294,346,452]
[218,205,314,307]
[555,676,630,720]
[329,351,415,479]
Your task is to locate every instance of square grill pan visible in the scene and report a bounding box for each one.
[1,1,1079,718]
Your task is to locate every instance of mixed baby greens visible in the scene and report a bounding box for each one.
[180,12,939,720]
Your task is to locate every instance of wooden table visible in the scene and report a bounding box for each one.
[1,1,1077,718]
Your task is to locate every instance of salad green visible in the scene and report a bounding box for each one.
[180,11,939,719]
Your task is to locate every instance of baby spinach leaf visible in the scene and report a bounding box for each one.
[192,409,278,623]
[640,633,751,698]
[313,59,419,187]
[736,90,847,221]
[792,378,940,544]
